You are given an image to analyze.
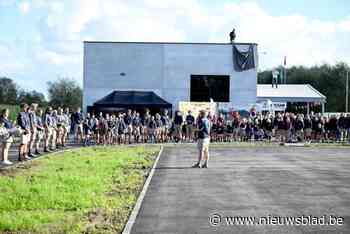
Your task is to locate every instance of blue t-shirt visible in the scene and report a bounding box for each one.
[198,117,210,139]
[0,117,13,129]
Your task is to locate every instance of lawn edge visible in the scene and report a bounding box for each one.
[122,145,164,234]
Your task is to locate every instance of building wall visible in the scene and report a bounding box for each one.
[83,42,258,111]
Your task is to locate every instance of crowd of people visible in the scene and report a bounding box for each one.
[1,102,350,165]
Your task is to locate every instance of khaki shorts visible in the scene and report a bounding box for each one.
[133,126,140,136]
[36,131,45,143]
[2,136,13,144]
[174,124,182,136]
[305,128,312,137]
[74,124,83,135]
[46,127,53,138]
[186,125,194,136]
[197,138,210,152]
[127,125,133,134]
[20,132,31,145]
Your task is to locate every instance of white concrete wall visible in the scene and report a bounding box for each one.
[83,42,258,111]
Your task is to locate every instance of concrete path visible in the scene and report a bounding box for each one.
[130,145,350,234]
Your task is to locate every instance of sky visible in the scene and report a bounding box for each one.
[0,0,350,96]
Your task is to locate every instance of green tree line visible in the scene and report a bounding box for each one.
[0,77,82,110]
[258,62,349,112]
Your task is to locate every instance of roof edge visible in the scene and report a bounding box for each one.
[83,41,258,46]
[306,84,326,99]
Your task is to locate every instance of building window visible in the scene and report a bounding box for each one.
[190,75,230,102]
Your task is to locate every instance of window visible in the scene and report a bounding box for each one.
[190,75,230,102]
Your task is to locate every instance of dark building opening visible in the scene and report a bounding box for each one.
[190,75,230,102]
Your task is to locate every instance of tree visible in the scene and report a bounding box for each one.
[0,77,18,104]
[17,90,47,106]
[47,78,82,110]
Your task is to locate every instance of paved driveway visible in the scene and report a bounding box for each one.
[131,145,350,234]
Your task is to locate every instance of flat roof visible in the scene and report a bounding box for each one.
[84,41,258,46]
[257,84,326,103]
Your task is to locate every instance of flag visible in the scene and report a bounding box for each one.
[283,56,287,67]
[232,45,255,72]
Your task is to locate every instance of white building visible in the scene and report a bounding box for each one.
[257,84,327,113]
[83,41,259,112]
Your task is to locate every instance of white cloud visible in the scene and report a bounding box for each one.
[18,1,30,14]
[2,0,350,94]
[0,44,26,72]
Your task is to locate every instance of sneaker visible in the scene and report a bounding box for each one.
[201,162,208,168]
[1,160,13,165]
[191,162,201,168]
[28,153,35,157]
[35,150,41,155]
[24,155,31,160]
[44,148,51,153]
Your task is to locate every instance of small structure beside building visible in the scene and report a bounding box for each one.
[257,84,327,113]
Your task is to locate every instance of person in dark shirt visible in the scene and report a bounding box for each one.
[83,113,95,146]
[118,114,127,144]
[328,115,338,142]
[262,115,273,141]
[141,110,151,143]
[155,113,163,143]
[161,109,171,142]
[17,103,31,161]
[132,112,141,143]
[185,110,195,142]
[148,116,157,143]
[232,116,240,141]
[338,113,346,141]
[304,115,312,142]
[124,109,133,144]
[43,106,54,152]
[1,108,15,165]
[35,108,45,155]
[72,107,84,143]
[192,110,211,168]
[294,115,305,142]
[346,114,350,143]
[28,103,38,157]
[173,111,183,142]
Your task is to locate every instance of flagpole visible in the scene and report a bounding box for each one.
[284,56,287,84]
[346,69,349,113]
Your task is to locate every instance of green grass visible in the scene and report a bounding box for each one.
[0,146,159,233]
[0,104,19,122]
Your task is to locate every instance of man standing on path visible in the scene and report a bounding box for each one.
[192,110,210,168]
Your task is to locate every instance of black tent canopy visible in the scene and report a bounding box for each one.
[88,90,172,114]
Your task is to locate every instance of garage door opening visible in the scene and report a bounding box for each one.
[190,75,230,102]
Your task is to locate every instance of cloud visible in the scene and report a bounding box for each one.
[18,1,30,14]
[2,0,350,95]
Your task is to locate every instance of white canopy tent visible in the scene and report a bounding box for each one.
[257,84,327,113]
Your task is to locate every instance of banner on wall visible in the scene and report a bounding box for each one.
[178,101,217,117]
[258,100,287,112]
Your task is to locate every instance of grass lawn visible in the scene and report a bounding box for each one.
[0,146,159,233]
